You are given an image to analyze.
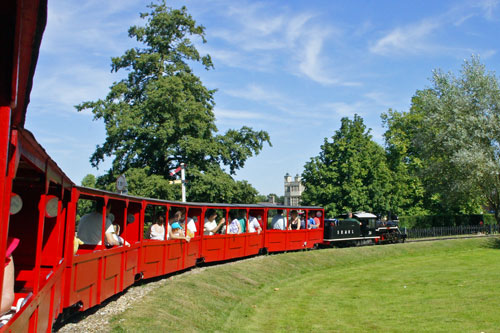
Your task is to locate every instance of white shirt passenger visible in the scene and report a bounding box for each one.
[271,214,286,230]
[186,217,197,235]
[248,216,261,233]
[204,218,217,235]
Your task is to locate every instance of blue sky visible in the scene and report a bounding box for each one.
[26,0,500,197]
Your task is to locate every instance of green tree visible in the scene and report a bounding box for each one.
[81,173,96,188]
[409,57,499,220]
[301,115,392,217]
[76,2,270,203]
[381,108,427,216]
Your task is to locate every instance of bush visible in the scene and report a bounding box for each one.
[399,214,487,228]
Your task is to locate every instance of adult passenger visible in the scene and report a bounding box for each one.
[228,212,242,234]
[271,210,287,230]
[287,210,301,230]
[307,211,320,229]
[77,201,121,246]
[149,216,166,240]
[178,208,197,238]
[204,209,225,235]
[169,210,183,225]
[1,238,19,316]
[248,216,262,234]
[314,211,322,229]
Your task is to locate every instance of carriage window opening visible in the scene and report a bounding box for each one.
[287,210,301,230]
[172,206,197,238]
[74,197,99,254]
[268,209,287,230]
[145,205,166,241]
[228,209,246,234]
[203,209,226,236]
[187,207,202,238]
[76,198,115,247]
[248,209,263,234]
[124,201,141,244]
[306,211,322,229]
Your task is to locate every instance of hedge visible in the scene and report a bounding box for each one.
[398,214,497,229]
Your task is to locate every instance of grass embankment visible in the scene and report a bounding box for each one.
[110,238,500,332]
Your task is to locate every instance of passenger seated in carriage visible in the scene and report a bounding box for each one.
[106,224,130,247]
[77,201,123,246]
[149,216,166,240]
[167,211,190,241]
[204,209,225,235]
[177,208,197,238]
[248,216,262,234]
[271,210,286,230]
[228,211,242,234]
[170,222,190,242]
[307,211,320,229]
[288,210,300,230]
[1,238,19,317]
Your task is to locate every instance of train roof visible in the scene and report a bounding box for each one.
[1,0,48,128]
[354,212,377,218]
[75,185,323,210]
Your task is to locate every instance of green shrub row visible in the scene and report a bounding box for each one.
[399,214,497,228]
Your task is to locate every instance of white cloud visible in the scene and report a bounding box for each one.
[206,2,348,86]
[474,0,499,19]
[322,101,366,118]
[369,19,440,55]
[31,63,116,115]
[370,0,500,56]
[295,29,356,86]
[224,84,301,115]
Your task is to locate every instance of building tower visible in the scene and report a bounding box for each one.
[284,173,304,206]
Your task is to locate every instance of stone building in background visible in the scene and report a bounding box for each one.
[284,173,304,206]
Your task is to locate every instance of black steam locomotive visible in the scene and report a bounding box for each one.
[322,212,407,247]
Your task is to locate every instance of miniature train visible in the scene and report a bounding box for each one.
[0,2,402,331]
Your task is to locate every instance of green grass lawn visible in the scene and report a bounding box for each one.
[110,238,500,332]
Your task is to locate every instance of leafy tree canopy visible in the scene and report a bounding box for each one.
[76,2,270,203]
[383,56,497,219]
[301,115,392,217]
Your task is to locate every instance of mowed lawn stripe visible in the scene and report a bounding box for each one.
[110,238,500,332]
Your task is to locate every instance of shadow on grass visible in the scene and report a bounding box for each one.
[482,237,500,249]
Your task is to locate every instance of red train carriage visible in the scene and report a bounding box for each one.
[0,1,325,331]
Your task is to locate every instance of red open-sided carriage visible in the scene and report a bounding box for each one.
[0,2,324,330]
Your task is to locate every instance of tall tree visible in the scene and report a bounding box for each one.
[301,115,392,217]
[381,108,427,216]
[76,2,270,203]
[383,56,499,219]
[412,57,499,220]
